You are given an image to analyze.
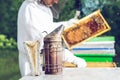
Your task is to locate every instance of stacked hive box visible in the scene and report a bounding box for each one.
[72,36,115,62]
[64,36,116,67]
[72,36,116,67]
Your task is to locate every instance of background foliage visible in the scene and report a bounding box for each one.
[0,0,23,39]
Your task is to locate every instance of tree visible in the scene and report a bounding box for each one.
[0,0,23,39]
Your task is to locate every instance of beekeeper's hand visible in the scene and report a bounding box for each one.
[63,49,87,68]
[64,18,79,29]
[68,18,79,26]
[73,57,87,68]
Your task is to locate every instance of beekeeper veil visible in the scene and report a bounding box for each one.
[50,0,68,19]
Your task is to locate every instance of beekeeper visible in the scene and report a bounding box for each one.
[17,0,87,77]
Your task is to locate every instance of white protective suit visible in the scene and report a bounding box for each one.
[17,0,87,77]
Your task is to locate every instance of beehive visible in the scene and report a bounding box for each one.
[62,10,111,50]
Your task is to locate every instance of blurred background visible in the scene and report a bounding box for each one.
[0,0,120,80]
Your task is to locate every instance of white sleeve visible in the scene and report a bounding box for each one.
[63,49,87,68]
[53,21,67,28]
[53,20,72,30]
[53,18,79,30]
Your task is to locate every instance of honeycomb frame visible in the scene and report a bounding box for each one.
[62,10,111,50]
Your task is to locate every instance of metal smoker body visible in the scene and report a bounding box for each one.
[43,25,64,74]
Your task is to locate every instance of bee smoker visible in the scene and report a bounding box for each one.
[43,25,64,74]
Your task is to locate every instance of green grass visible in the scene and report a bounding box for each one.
[0,49,21,80]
